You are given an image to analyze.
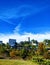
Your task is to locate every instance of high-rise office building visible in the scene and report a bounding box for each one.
[28,37,30,42]
[9,39,16,46]
[0,41,3,44]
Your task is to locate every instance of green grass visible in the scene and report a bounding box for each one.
[0,59,38,65]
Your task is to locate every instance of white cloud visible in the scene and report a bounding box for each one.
[0,32,50,43]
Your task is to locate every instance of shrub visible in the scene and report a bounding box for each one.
[20,48,33,60]
[44,50,50,59]
[37,42,45,55]
[10,50,16,58]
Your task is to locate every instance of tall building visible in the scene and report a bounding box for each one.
[28,37,30,42]
[0,41,3,44]
[9,39,16,46]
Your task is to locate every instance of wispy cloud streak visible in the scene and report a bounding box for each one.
[0,5,49,25]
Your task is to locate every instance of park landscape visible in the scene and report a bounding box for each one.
[0,39,50,65]
[0,0,50,65]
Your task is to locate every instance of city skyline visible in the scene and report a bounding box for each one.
[0,0,50,43]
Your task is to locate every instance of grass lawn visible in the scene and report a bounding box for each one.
[0,59,38,65]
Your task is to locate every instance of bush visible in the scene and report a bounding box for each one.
[10,50,16,58]
[44,50,50,59]
[37,42,45,55]
[20,48,33,60]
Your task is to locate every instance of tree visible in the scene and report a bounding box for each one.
[0,44,6,54]
[6,43,11,49]
[43,39,50,46]
[10,50,16,58]
[31,39,38,46]
[44,50,50,59]
[38,42,45,55]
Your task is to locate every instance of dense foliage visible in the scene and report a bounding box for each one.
[0,39,50,60]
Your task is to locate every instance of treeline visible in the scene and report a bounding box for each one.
[0,39,50,60]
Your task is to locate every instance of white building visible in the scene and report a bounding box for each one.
[31,41,37,46]
[9,39,16,46]
[31,40,38,46]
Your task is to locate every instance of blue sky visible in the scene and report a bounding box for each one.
[0,0,50,43]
